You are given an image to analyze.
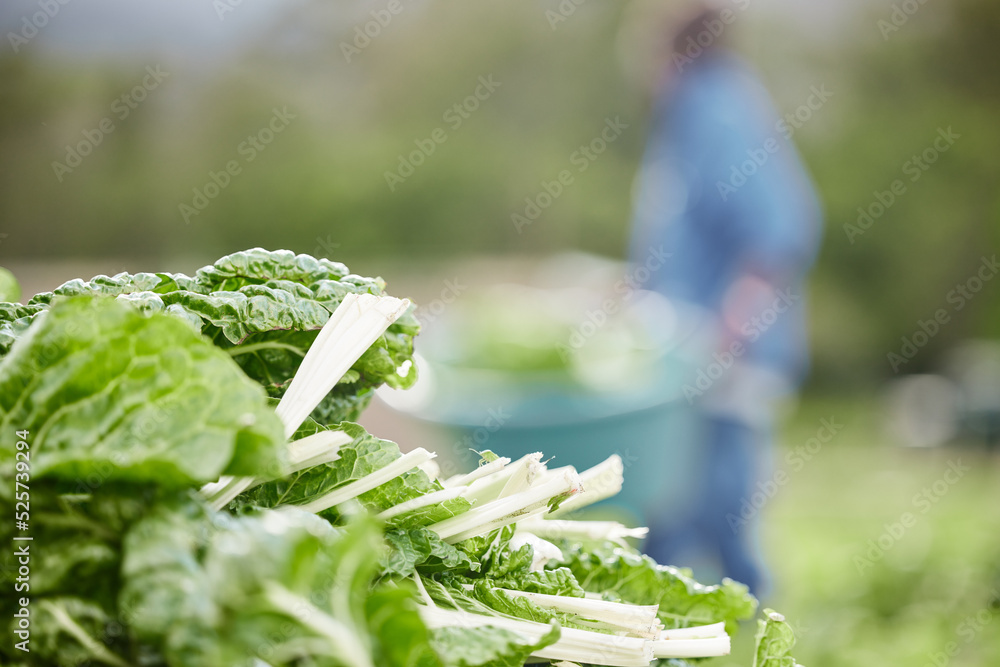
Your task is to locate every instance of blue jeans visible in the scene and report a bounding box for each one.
[644,415,768,596]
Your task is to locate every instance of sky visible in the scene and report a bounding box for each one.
[1,0,867,66]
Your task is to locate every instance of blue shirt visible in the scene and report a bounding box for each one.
[630,52,823,384]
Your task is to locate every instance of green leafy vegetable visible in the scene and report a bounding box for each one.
[0,296,285,486]
[429,623,560,667]
[0,249,804,667]
[753,609,803,667]
[382,527,479,577]
[555,540,758,634]
[238,423,442,516]
[0,248,419,426]
[122,504,427,667]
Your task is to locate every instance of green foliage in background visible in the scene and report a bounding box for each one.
[701,398,1000,667]
[0,0,997,388]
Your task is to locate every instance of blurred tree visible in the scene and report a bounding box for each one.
[0,0,997,391]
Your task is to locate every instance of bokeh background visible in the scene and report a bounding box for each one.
[2,0,999,665]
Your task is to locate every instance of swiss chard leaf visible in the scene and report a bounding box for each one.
[122,504,409,667]
[488,567,586,598]
[0,249,420,427]
[0,296,285,487]
[240,423,400,510]
[238,423,462,525]
[365,585,445,667]
[383,527,479,577]
[753,609,803,667]
[30,597,131,667]
[386,495,474,530]
[428,622,560,667]
[554,540,758,634]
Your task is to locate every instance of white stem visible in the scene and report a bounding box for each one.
[202,430,352,511]
[297,448,435,514]
[497,453,544,498]
[376,486,468,521]
[548,454,623,517]
[519,519,648,543]
[462,452,549,505]
[651,635,731,659]
[430,470,581,543]
[206,476,254,511]
[443,456,511,488]
[418,605,653,667]
[498,589,661,638]
[286,430,352,472]
[443,505,550,545]
[658,622,726,640]
[275,294,410,438]
[412,573,435,607]
[264,583,374,667]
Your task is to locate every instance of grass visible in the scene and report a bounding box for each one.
[708,396,1000,667]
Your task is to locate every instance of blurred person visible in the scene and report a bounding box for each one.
[628,2,823,595]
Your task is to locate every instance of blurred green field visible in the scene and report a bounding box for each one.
[706,397,1000,667]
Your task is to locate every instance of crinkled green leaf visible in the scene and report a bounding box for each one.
[383,527,479,577]
[449,580,564,625]
[429,622,560,667]
[239,422,458,526]
[0,296,285,486]
[455,525,518,572]
[489,567,586,598]
[555,540,758,634]
[122,503,399,667]
[0,248,420,427]
[240,423,398,510]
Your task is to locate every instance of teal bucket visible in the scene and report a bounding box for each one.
[389,353,701,527]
